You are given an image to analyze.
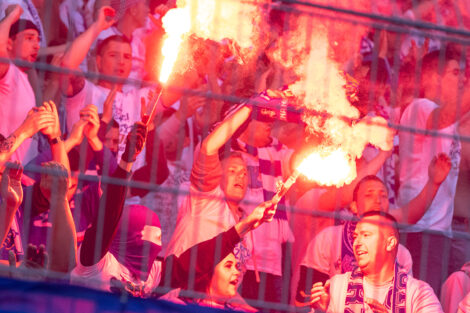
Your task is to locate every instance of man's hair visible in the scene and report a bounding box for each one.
[97,118,119,142]
[421,47,461,77]
[220,151,245,167]
[360,210,400,242]
[9,19,40,39]
[352,175,387,202]
[96,35,131,56]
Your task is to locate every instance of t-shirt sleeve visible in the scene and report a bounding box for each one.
[190,151,222,192]
[408,278,444,313]
[301,227,335,275]
[65,80,89,134]
[400,99,438,129]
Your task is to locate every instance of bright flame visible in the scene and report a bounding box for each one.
[268,18,394,187]
[297,148,356,187]
[159,8,191,83]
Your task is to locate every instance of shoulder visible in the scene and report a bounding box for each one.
[401,98,438,125]
[407,276,443,312]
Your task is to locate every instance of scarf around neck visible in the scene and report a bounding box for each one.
[345,264,407,313]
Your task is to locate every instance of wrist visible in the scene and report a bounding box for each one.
[88,136,103,151]
[48,135,62,145]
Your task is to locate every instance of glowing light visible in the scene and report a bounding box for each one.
[297,148,356,187]
[159,8,191,83]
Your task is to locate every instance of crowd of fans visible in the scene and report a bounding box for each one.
[0,0,470,312]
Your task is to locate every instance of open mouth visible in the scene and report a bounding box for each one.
[229,279,239,286]
[355,250,367,256]
[233,183,244,189]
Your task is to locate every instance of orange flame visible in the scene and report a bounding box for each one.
[269,22,394,187]
[159,8,191,83]
[297,148,356,187]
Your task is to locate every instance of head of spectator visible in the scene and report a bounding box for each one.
[96,35,133,84]
[98,118,120,155]
[350,175,390,216]
[110,0,150,32]
[353,211,399,277]
[419,48,464,104]
[7,19,40,66]
[220,152,249,205]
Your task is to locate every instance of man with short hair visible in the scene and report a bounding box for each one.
[62,6,157,170]
[296,153,450,306]
[398,48,470,295]
[310,211,443,313]
[0,5,40,164]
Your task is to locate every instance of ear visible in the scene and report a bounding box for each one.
[350,201,358,215]
[385,236,398,252]
[96,55,102,72]
[7,38,13,53]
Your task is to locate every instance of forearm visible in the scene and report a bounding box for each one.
[62,23,101,70]
[399,179,440,224]
[0,128,29,170]
[50,141,71,177]
[201,105,252,155]
[0,202,19,246]
[48,196,77,273]
[80,163,130,266]
[87,136,103,152]
[38,44,68,57]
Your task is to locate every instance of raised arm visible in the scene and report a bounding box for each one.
[392,153,451,224]
[61,6,116,96]
[61,6,115,71]
[0,162,23,246]
[0,108,54,171]
[201,105,252,155]
[190,105,252,192]
[0,5,22,78]
[39,161,76,273]
[80,123,147,267]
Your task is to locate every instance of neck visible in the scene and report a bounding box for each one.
[226,200,242,221]
[116,16,136,39]
[98,80,123,92]
[363,259,395,285]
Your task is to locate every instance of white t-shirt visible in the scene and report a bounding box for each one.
[71,247,161,296]
[65,80,150,169]
[326,272,443,313]
[0,63,38,164]
[301,225,413,277]
[398,98,460,234]
[165,183,243,258]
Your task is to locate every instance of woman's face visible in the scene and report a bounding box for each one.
[208,253,242,299]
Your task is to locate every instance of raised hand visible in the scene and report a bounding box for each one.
[67,118,87,148]
[4,5,23,23]
[309,280,330,312]
[39,101,61,141]
[248,200,277,229]
[23,244,48,269]
[80,104,100,140]
[121,122,148,163]
[428,153,451,185]
[0,161,23,208]
[39,161,69,201]
[19,107,55,139]
[96,6,116,31]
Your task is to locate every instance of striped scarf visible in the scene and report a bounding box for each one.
[341,221,358,273]
[345,264,407,313]
[236,138,288,220]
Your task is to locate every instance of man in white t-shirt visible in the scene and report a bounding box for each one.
[0,5,39,164]
[296,156,450,307]
[61,6,165,170]
[310,212,443,313]
[398,48,470,296]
